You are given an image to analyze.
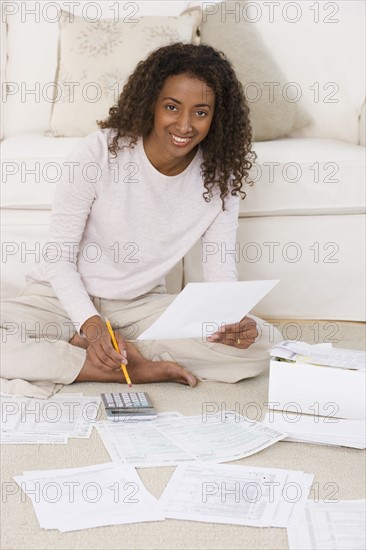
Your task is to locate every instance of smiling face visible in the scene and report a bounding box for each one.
[143,73,215,175]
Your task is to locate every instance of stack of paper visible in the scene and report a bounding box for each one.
[160,463,314,527]
[270,341,366,370]
[268,341,366,421]
[1,395,100,444]
[14,463,165,531]
[263,411,366,449]
[96,411,286,467]
[287,499,366,549]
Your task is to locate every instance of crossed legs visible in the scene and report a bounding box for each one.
[70,333,197,386]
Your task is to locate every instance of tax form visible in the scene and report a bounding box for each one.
[14,462,165,532]
[160,462,314,527]
[96,411,286,467]
[287,500,366,549]
[1,394,101,443]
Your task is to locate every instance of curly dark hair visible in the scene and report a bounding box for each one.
[98,42,256,208]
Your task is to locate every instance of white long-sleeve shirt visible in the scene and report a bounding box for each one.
[27,128,240,330]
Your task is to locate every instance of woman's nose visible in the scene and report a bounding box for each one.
[175,111,193,134]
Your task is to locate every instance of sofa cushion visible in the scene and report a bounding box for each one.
[242,0,366,145]
[190,0,366,144]
[48,9,200,137]
[3,0,60,137]
[200,0,311,141]
[242,138,365,216]
[1,209,52,298]
[1,135,364,216]
[2,1,197,138]
[1,134,82,208]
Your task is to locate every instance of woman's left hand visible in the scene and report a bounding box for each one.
[207,316,258,348]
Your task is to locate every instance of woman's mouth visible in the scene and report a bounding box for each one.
[169,133,193,147]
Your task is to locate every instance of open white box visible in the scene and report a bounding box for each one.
[268,358,365,421]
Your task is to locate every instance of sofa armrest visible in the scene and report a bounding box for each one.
[359,99,366,147]
[0,9,7,141]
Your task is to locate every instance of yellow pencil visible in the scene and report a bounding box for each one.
[105,318,132,387]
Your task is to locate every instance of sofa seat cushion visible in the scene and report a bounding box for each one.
[1,135,364,216]
[1,134,82,208]
[245,138,365,217]
[1,208,52,298]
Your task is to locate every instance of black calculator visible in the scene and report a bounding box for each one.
[101,392,157,421]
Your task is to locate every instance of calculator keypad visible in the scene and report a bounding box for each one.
[101,392,153,409]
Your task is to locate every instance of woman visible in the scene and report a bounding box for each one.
[1,43,281,398]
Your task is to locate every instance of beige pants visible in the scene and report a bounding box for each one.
[0,282,282,398]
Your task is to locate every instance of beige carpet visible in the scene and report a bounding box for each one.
[1,319,365,550]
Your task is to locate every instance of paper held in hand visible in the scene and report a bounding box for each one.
[137,280,279,340]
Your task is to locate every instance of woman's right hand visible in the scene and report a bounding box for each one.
[80,315,127,373]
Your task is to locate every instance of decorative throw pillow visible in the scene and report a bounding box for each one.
[200,0,311,141]
[48,9,201,137]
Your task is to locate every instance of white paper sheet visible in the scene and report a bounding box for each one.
[159,463,313,527]
[97,413,189,466]
[0,433,68,444]
[138,280,279,340]
[96,411,286,467]
[14,462,165,532]
[0,395,101,443]
[263,411,366,449]
[287,500,366,549]
[270,341,366,370]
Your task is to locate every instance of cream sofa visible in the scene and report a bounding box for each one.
[1,0,365,321]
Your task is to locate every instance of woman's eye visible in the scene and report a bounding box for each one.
[165,105,177,112]
[196,110,207,117]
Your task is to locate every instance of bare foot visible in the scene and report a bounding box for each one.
[75,341,197,387]
[127,358,197,386]
[75,358,197,386]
